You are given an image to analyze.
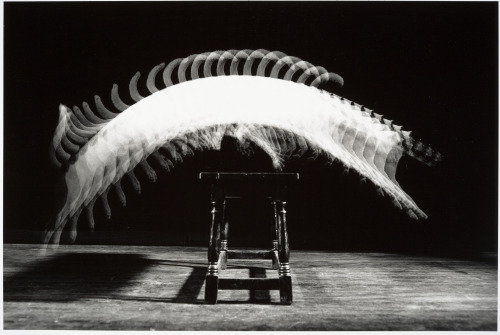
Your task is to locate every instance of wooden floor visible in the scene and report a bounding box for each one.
[3,244,497,331]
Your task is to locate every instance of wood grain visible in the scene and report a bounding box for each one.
[3,244,497,330]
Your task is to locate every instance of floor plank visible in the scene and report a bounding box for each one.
[3,244,497,330]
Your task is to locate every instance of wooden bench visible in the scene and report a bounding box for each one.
[199,172,299,305]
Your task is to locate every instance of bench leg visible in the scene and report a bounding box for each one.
[271,200,279,270]
[205,200,222,304]
[220,200,228,270]
[277,201,292,305]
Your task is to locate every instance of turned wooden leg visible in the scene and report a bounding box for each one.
[205,200,222,304]
[271,200,279,270]
[277,201,292,305]
[220,200,228,270]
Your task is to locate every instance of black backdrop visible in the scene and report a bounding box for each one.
[4,2,498,254]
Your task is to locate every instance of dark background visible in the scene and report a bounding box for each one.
[3,2,498,255]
